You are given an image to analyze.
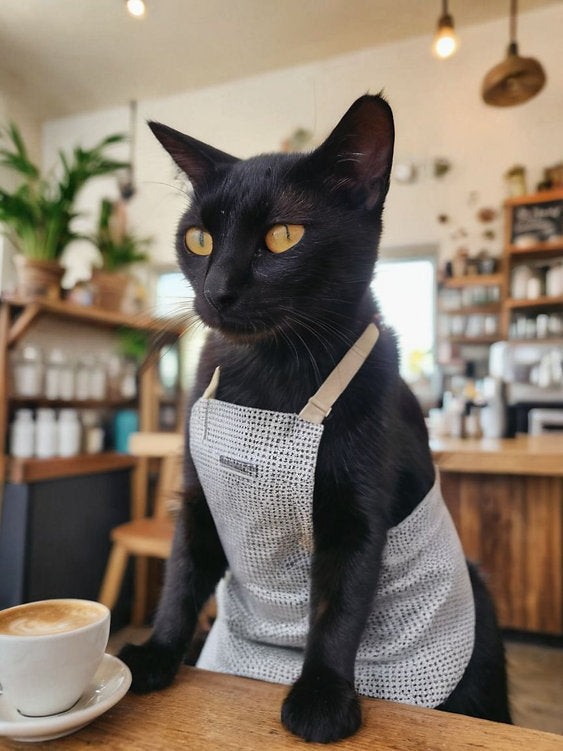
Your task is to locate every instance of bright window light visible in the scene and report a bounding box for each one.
[155,272,192,318]
[371,258,436,383]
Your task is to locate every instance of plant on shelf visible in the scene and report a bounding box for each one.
[90,198,151,311]
[0,122,128,300]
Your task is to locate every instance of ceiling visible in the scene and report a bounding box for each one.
[0,0,558,123]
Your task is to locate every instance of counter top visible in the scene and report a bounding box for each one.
[431,434,563,476]
[1,666,560,750]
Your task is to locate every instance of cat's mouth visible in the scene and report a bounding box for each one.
[197,304,276,344]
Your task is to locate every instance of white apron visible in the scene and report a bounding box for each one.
[191,324,475,708]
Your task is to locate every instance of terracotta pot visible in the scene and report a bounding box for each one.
[91,269,131,312]
[13,255,64,301]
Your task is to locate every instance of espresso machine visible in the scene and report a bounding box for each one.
[488,341,563,435]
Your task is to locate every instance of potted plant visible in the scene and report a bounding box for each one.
[90,198,151,311]
[0,122,128,300]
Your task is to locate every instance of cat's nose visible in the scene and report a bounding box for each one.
[204,284,236,311]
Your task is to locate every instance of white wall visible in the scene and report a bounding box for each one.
[0,92,42,294]
[42,5,562,275]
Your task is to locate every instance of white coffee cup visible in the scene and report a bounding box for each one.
[0,598,110,717]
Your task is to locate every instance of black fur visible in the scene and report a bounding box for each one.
[119,96,511,742]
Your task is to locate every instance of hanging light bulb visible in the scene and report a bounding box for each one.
[125,0,147,18]
[432,0,459,59]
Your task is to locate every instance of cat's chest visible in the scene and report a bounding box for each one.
[214,360,320,416]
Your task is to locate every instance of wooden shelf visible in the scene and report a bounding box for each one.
[442,273,503,289]
[504,295,563,310]
[6,451,137,484]
[504,187,563,206]
[506,242,563,257]
[2,295,186,346]
[9,397,137,409]
[438,303,501,315]
[507,337,563,345]
[442,336,500,345]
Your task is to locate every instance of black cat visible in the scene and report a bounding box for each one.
[119,95,511,743]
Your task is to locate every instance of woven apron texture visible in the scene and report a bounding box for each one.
[190,392,475,708]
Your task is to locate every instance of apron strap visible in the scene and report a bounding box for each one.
[201,322,379,424]
[202,366,221,399]
[298,322,379,424]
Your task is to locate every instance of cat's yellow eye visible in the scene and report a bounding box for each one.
[265,223,305,254]
[185,227,213,256]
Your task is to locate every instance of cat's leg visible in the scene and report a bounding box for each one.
[438,561,512,723]
[118,487,227,693]
[281,473,388,743]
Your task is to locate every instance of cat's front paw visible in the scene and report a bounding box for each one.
[118,640,183,694]
[281,668,361,743]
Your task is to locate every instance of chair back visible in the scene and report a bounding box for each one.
[128,432,184,520]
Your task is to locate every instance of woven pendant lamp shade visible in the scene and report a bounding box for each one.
[481,0,546,107]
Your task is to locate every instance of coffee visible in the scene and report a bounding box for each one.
[0,599,106,636]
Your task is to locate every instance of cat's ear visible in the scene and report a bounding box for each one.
[311,94,394,210]
[148,121,239,189]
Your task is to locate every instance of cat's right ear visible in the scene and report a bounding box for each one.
[148,122,239,189]
[309,94,394,211]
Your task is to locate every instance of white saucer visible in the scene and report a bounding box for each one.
[0,653,132,742]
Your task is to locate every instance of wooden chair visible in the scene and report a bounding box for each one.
[99,431,184,625]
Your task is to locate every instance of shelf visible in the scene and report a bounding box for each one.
[506,242,563,258]
[9,397,137,409]
[442,274,503,289]
[504,188,563,207]
[507,337,563,345]
[438,303,501,315]
[6,451,137,484]
[2,295,186,346]
[504,295,563,310]
[442,336,500,345]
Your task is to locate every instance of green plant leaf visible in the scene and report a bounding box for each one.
[0,122,129,259]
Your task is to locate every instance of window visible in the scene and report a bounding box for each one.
[371,250,437,397]
[154,271,192,318]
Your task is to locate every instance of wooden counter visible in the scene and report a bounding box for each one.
[432,435,562,635]
[1,666,561,750]
[431,434,563,476]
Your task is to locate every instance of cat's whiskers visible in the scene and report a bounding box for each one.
[278,308,340,368]
[281,316,323,385]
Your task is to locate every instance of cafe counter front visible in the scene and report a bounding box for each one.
[431,434,563,636]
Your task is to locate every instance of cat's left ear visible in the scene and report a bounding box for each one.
[311,94,394,210]
[148,121,239,189]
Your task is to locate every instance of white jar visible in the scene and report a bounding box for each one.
[12,345,43,397]
[546,262,562,298]
[59,358,75,401]
[88,359,107,401]
[75,356,94,401]
[57,409,82,457]
[44,348,65,400]
[10,409,35,458]
[35,408,57,458]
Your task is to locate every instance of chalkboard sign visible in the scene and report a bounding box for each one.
[511,199,563,244]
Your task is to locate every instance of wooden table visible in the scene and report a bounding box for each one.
[1,667,561,750]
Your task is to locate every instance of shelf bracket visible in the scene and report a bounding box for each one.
[7,302,43,347]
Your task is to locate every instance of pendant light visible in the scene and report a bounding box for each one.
[125,0,147,19]
[432,0,459,59]
[481,0,546,107]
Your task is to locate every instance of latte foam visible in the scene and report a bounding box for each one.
[0,600,106,636]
